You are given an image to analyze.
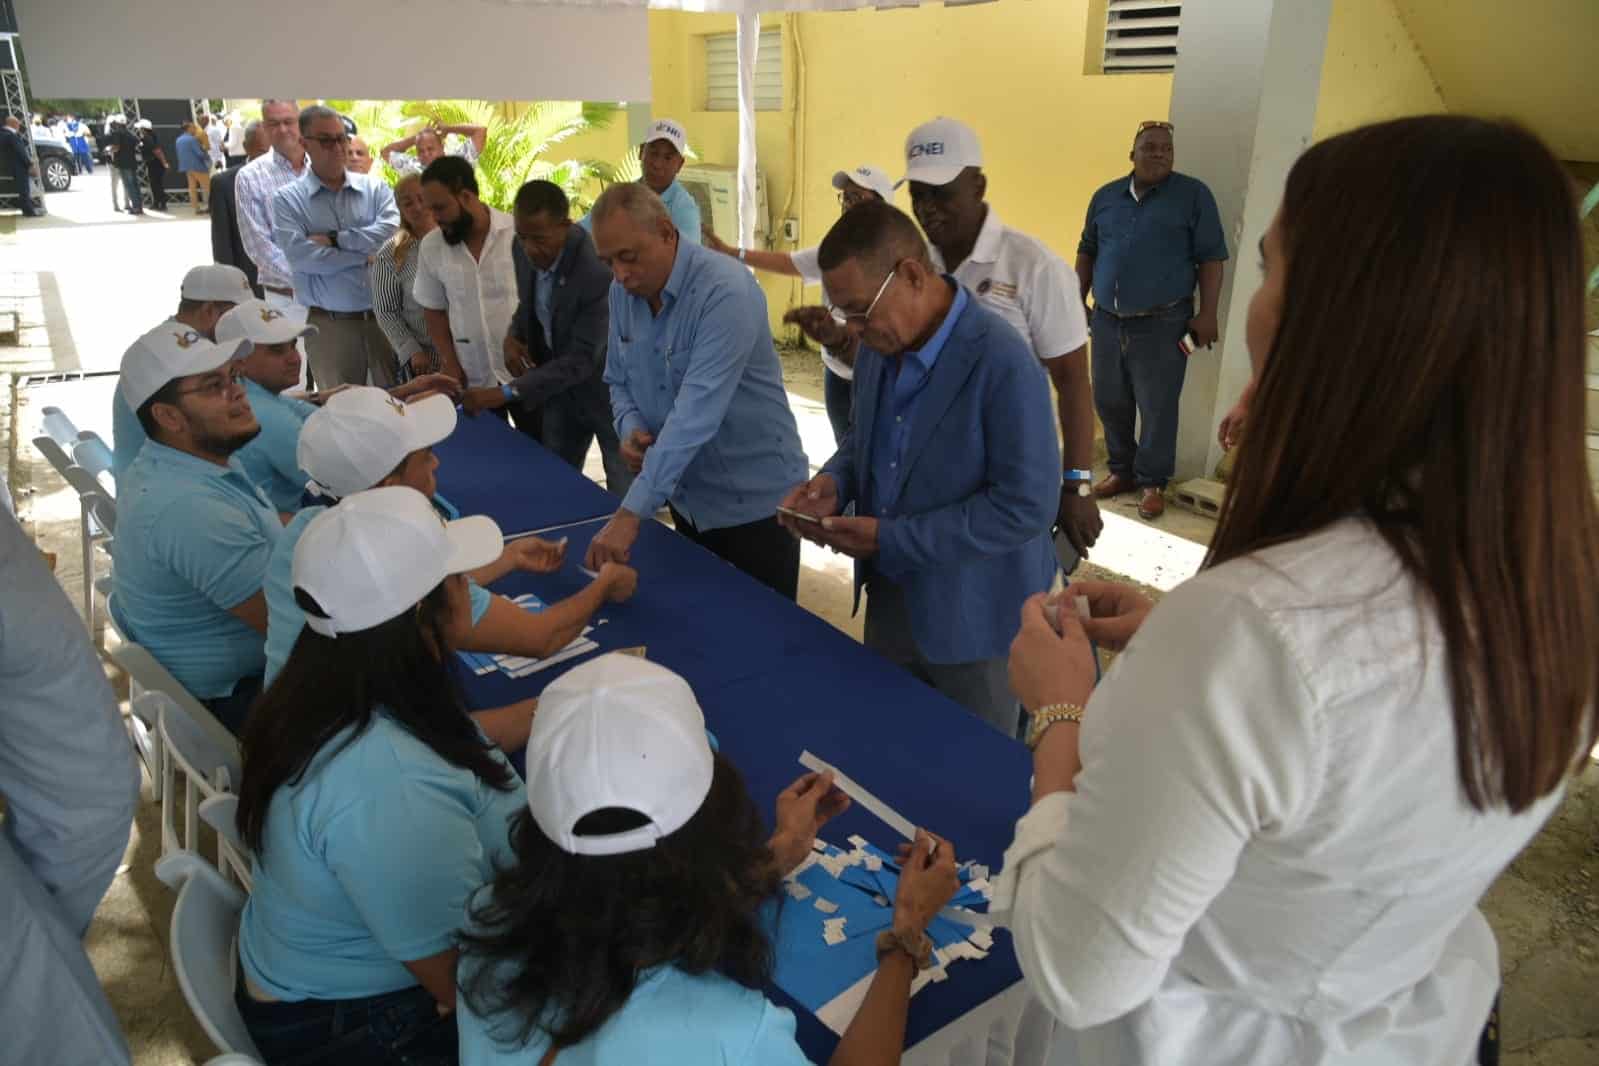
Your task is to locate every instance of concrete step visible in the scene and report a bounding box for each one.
[1173,476,1225,519]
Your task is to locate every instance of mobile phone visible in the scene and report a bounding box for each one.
[776,505,822,525]
[1178,332,1197,356]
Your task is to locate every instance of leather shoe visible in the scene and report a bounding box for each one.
[1093,473,1134,499]
[1138,487,1165,520]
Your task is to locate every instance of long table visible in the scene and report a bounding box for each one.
[438,415,1043,1065]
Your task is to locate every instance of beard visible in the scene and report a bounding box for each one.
[195,421,261,457]
[440,210,474,246]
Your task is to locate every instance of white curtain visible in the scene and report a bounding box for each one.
[736,12,762,250]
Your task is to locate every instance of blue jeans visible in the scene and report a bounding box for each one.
[823,367,854,448]
[236,980,458,1066]
[1091,303,1190,488]
[202,674,262,736]
[117,168,143,213]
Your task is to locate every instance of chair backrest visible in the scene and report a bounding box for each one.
[199,794,248,855]
[159,694,243,793]
[73,432,117,488]
[32,434,77,479]
[153,850,263,1060]
[60,465,117,535]
[103,626,238,762]
[40,405,81,448]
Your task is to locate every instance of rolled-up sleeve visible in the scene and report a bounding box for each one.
[992,581,1319,1030]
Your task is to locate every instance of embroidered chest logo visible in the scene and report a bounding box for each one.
[172,329,200,348]
[983,280,1018,301]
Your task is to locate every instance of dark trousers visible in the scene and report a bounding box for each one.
[669,506,800,601]
[823,367,854,448]
[146,163,167,209]
[10,162,35,215]
[1091,303,1191,488]
[537,395,634,498]
[117,168,143,214]
[202,674,262,736]
[237,979,458,1066]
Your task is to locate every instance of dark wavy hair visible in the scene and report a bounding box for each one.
[457,753,779,1051]
[1209,116,1599,812]
[236,579,516,854]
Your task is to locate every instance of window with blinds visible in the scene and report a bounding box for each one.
[1103,0,1181,73]
[705,28,784,111]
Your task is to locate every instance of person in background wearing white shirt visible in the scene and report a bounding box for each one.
[412,156,521,400]
[899,117,1100,568]
[235,99,312,386]
[996,116,1599,1066]
[381,122,487,178]
[704,163,896,447]
[225,112,247,167]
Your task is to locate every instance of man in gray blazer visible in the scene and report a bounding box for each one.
[463,180,631,495]
[209,120,267,294]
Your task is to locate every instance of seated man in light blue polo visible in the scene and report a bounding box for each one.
[580,118,701,246]
[262,388,636,714]
[217,299,320,513]
[111,263,254,479]
[111,322,279,735]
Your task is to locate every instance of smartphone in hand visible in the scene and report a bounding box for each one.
[776,505,822,525]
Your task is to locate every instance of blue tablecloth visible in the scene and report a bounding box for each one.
[433,409,619,535]
[439,417,1034,1062]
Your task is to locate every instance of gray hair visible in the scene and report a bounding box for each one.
[591,182,672,232]
[298,104,340,135]
[261,98,299,113]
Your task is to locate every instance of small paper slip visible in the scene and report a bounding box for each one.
[503,638,599,679]
[785,881,812,901]
[799,751,917,841]
[814,897,839,915]
[864,855,883,872]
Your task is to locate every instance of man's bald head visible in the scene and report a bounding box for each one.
[817,200,931,279]
[591,183,679,303]
[592,181,673,233]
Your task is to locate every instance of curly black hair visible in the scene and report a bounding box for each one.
[457,752,780,1052]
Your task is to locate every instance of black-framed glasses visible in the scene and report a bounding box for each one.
[176,366,244,399]
[826,268,897,328]
[304,133,350,149]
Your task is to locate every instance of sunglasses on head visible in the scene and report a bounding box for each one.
[1137,121,1175,135]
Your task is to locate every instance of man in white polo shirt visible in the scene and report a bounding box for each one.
[111,324,281,735]
[899,117,1102,565]
[702,163,897,446]
[111,263,255,479]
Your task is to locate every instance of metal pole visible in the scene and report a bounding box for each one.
[0,34,43,216]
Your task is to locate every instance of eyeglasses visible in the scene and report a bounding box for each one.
[176,366,244,399]
[827,268,897,328]
[1137,120,1175,134]
[304,133,350,149]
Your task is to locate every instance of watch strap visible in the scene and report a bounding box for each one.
[1062,468,1093,483]
[875,927,935,970]
[1026,702,1085,750]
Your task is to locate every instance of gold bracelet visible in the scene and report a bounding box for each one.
[1026,702,1085,751]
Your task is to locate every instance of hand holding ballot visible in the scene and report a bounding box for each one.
[771,770,853,875]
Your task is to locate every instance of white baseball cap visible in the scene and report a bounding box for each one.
[831,164,897,204]
[296,386,457,499]
[293,486,502,638]
[181,264,254,304]
[642,118,686,155]
[216,298,318,346]
[118,322,252,412]
[135,118,152,131]
[898,117,983,188]
[525,654,715,857]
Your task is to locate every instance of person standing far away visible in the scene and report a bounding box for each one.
[176,121,210,214]
[705,163,897,447]
[899,117,1100,565]
[0,115,38,217]
[347,135,373,175]
[236,99,313,386]
[411,156,521,399]
[212,120,269,294]
[1077,120,1228,521]
[380,121,487,178]
[106,114,144,216]
[225,112,248,167]
[137,119,170,211]
[271,104,400,389]
[65,113,93,173]
[581,119,702,247]
[584,182,809,599]
[201,113,227,173]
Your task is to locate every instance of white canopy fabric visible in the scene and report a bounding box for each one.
[15,0,650,101]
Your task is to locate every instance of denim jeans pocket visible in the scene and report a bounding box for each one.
[367,988,459,1066]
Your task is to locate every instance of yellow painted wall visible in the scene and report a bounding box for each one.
[1313,0,1445,141]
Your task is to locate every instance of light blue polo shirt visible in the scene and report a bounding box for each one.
[236,378,317,513]
[239,713,523,1001]
[110,441,281,699]
[457,962,811,1066]
[263,502,493,688]
[110,389,144,481]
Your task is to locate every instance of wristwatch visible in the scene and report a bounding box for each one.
[875,927,935,970]
[1026,702,1086,750]
[1063,468,1093,498]
[502,383,518,403]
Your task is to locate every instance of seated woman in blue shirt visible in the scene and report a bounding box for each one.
[455,653,961,1066]
[234,487,526,1066]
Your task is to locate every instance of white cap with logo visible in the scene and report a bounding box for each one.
[898,117,983,189]
[524,653,715,857]
[642,118,687,155]
[181,263,254,305]
[118,323,252,412]
[292,486,503,638]
[831,165,897,204]
[296,386,457,499]
[216,298,318,346]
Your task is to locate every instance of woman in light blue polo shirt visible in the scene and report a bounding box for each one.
[235,487,525,1066]
[455,653,962,1066]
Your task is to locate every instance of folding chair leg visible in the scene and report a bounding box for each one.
[80,502,94,628]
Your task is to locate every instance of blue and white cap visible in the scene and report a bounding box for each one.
[899,117,983,189]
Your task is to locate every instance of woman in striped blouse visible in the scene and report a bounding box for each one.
[370,173,440,382]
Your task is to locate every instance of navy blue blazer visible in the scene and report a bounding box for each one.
[823,290,1059,664]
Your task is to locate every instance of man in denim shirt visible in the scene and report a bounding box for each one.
[1077,121,1228,520]
[584,183,808,600]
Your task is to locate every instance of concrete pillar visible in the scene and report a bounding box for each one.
[1167,0,1333,483]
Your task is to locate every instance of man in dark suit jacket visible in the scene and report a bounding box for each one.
[462,180,631,495]
[210,120,265,294]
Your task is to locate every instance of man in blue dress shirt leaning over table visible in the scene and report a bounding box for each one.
[779,201,1059,735]
[272,104,399,390]
[1077,120,1228,520]
[584,182,809,600]
[111,325,281,735]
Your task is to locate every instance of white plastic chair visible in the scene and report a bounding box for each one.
[153,850,264,1062]
[72,431,116,497]
[155,693,243,870]
[31,434,76,478]
[40,405,81,448]
[199,793,253,890]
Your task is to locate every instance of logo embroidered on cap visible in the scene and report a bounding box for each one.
[385,395,407,416]
[173,330,200,349]
[908,142,946,160]
[258,307,284,322]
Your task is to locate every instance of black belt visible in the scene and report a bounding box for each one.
[1097,297,1189,320]
[307,306,374,321]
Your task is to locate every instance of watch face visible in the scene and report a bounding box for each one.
[1078,482,1092,497]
